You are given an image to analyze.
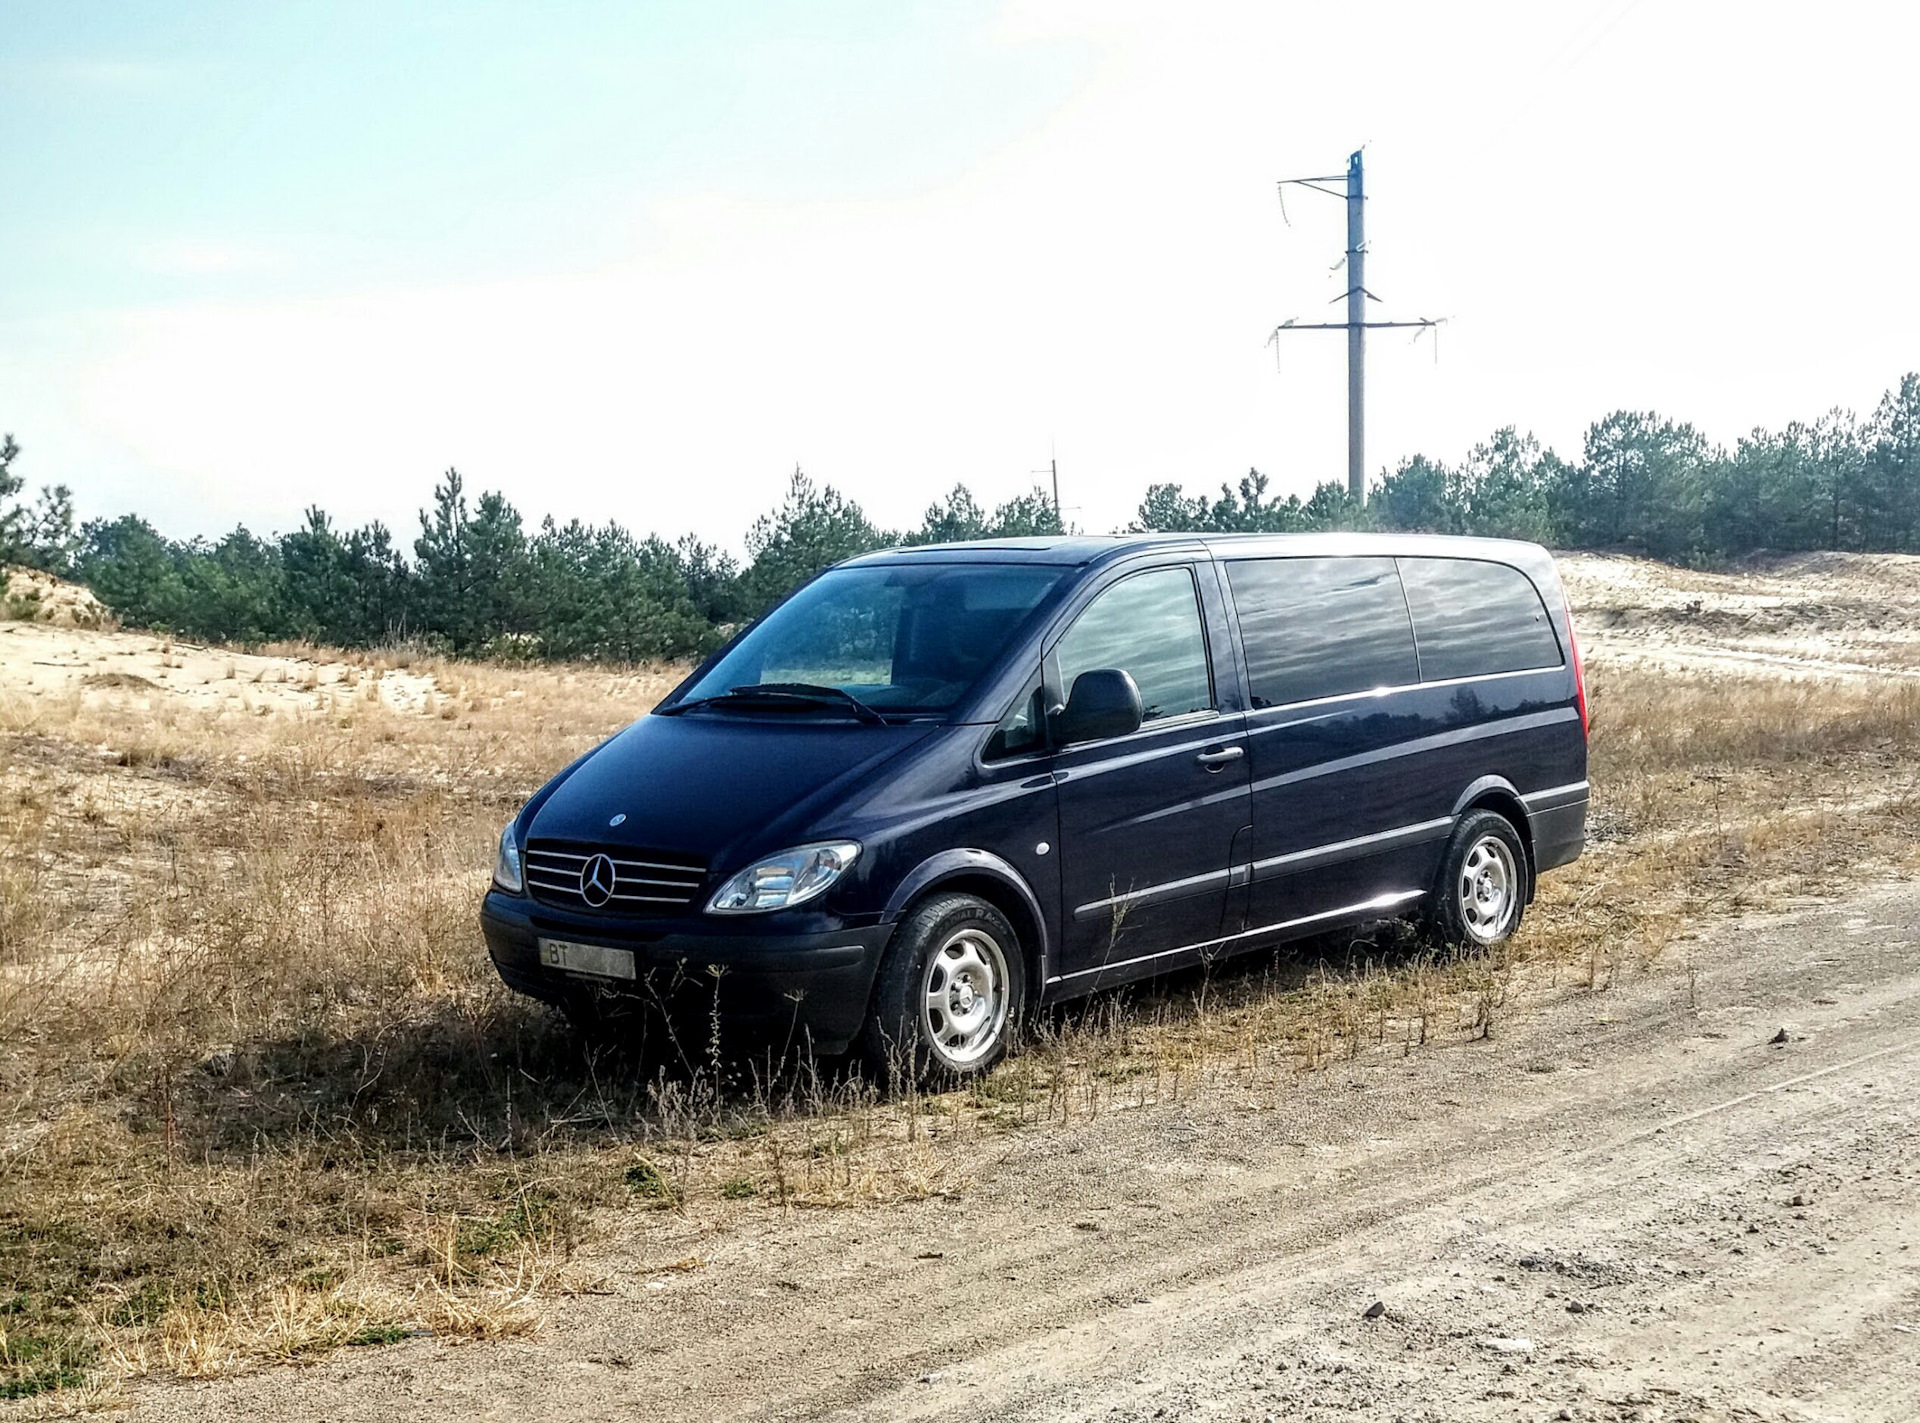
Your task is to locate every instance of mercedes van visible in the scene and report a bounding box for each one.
[479,533,1589,1078]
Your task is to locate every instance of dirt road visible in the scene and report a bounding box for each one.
[126,881,1920,1423]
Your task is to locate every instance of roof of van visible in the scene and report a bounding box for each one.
[842,530,1555,569]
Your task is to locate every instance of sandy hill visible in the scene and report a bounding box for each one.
[1559,550,1920,680]
[3,564,113,628]
[0,569,442,715]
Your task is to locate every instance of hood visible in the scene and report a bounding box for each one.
[528,711,939,869]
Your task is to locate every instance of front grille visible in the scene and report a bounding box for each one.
[524,841,708,914]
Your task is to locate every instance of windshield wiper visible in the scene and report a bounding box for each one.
[750,683,889,724]
[659,682,887,725]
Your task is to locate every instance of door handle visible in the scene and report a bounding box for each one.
[1195,746,1244,770]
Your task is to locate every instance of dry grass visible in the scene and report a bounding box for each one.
[0,651,680,1399]
[5,608,1920,1403]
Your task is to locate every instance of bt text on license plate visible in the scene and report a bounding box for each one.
[537,939,637,981]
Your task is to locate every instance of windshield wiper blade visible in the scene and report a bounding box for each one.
[657,683,886,725]
[741,683,888,725]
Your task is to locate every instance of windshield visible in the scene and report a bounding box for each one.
[676,563,1066,717]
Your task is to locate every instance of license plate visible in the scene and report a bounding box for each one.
[538,938,636,981]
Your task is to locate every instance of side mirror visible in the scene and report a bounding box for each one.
[1052,668,1144,744]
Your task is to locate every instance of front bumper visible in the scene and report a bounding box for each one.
[479,890,893,1055]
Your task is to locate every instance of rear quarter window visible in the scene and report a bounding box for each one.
[1225,556,1420,708]
[1397,557,1563,681]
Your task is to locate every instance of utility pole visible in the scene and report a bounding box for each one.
[1034,450,1062,528]
[1273,150,1441,505]
[1344,151,1366,504]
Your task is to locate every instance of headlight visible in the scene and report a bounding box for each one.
[707,841,860,915]
[492,823,525,894]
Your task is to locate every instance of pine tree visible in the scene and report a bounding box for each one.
[913,485,989,544]
[413,469,474,646]
[73,515,187,628]
[412,470,530,652]
[987,487,1065,538]
[670,534,744,626]
[0,434,25,563]
[1867,374,1920,551]
[739,467,890,614]
[1461,430,1561,544]
[1570,412,1710,560]
[280,507,359,643]
[1373,454,1464,533]
[22,485,78,575]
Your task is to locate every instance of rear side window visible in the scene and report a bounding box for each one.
[1054,567,1213,725]
[1225,557,1419,708]
[1398,557,1562,681]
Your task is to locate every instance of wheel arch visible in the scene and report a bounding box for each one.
[882,849,1050,990]
[1449,776,1537,900]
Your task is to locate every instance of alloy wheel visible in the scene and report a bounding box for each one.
[1456,834,1518,944]
[920,927,1011,1068]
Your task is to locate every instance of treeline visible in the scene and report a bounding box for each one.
[1,372,1915,660]
[1134,374,1920,563]
[0,454,1062,660]
[1363,375,1920,560]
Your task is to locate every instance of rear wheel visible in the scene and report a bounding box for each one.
[860,893,1026,1084]
[1427,809,1527,950]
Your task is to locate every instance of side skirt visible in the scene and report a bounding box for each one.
[1042,888,1426,1001]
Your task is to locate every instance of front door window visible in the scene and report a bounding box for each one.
[1054,567,1213,725]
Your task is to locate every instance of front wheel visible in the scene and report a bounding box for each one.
[860,893,1026,1084]
[1427,809,1527,950]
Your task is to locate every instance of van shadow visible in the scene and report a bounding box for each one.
[174,920,1444,1161]
[175,991,810,1162]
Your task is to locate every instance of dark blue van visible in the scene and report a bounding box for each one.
[480,533,1588,1078]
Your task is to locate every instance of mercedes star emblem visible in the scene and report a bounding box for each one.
[579,853,617,908]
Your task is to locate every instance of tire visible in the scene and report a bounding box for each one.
[1427,809,1528,951]
[859,893,1027,1084]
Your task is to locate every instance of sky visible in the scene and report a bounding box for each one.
[3,0,1917,552]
